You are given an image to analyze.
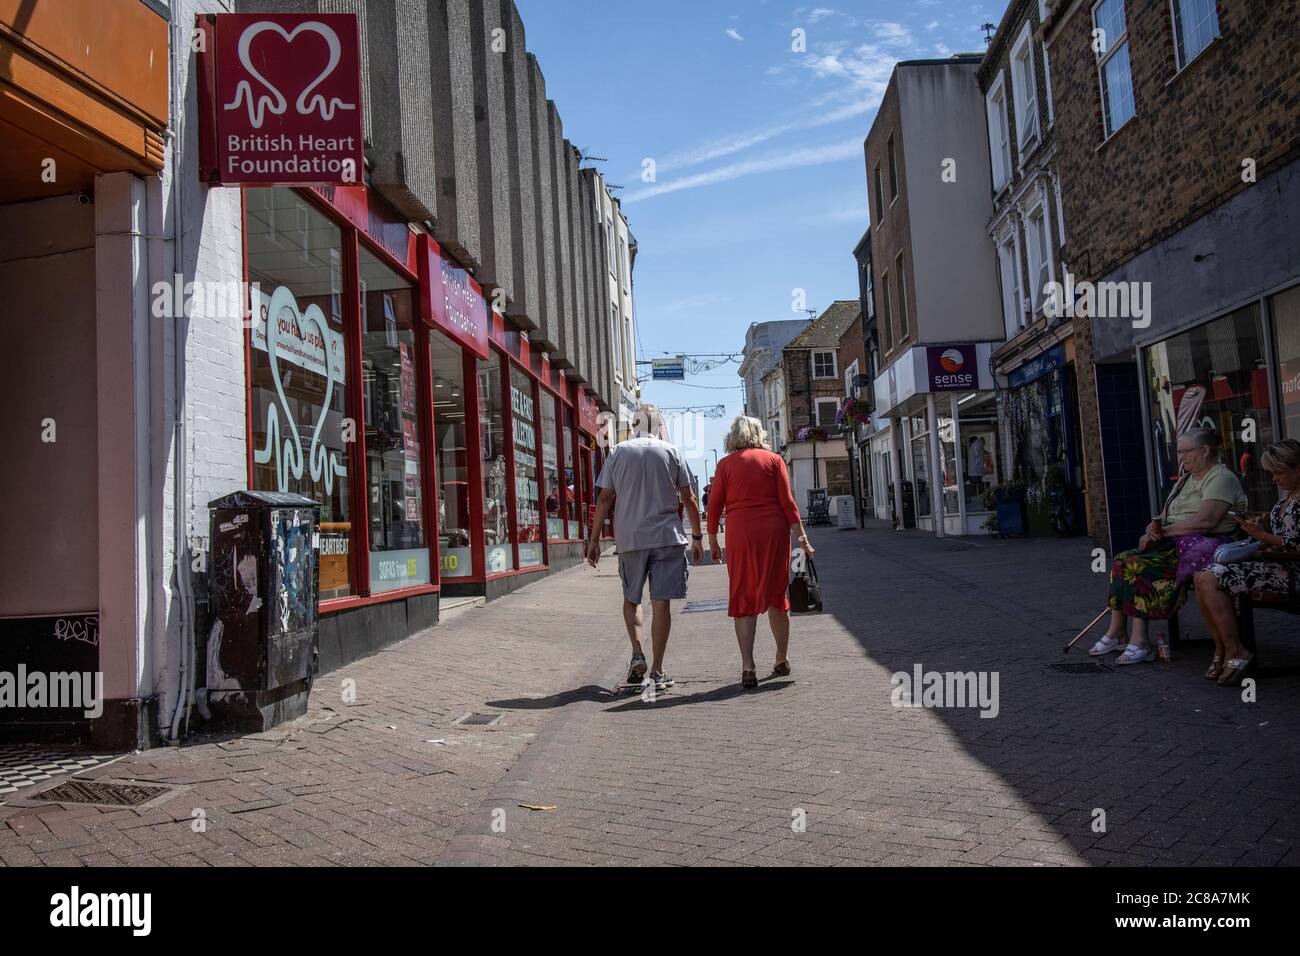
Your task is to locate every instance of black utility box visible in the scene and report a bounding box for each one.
[206,491,321,731]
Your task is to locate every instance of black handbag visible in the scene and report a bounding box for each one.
[789,557,823,614]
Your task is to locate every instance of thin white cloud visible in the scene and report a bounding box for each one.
[926,20,940,31]
[872,21,913,47]
[726,28,744,42]
[624,138,863,203]
[808,7,836,22]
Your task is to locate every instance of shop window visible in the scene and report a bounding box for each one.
[938,414,959,516]
[1145,302,1273,509]
[563,407,578,539]
[511,364,543,567]
[826,459,851,498]
[1270,285,1300,440]
[909,415,931,519]
[541,391,563,541]
[431,328,472,578]
[959,392,1000,513]
[1172,0,1219,71]
[478,350,514,573]
[246,188,353,599]
[358,246,427,593]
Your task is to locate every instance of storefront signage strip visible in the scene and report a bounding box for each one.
[420,235,490,360]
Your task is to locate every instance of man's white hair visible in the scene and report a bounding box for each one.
[633,403,668,440]
[724,415,770,453]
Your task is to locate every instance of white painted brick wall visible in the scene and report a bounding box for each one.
[154,0,246,727]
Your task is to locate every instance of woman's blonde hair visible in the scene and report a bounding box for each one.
[1261,438,1300,472]
[724,415,770,453]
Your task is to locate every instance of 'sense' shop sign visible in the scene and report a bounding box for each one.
[198,13,364,186]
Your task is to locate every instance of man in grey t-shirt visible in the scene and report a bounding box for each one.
[586,405,703,690]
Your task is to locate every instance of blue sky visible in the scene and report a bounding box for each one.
[516,0,999,482]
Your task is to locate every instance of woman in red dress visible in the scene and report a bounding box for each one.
[707,416,814,689]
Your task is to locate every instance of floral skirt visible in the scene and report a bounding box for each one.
[1108,545,1184,620]
[1107,535,1229,620]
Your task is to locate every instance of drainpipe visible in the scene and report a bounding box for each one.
[166,8,196,742]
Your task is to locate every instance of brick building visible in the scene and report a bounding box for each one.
[769,301,863,519]
[980,0,1094,539]
[1043,0,1300,551]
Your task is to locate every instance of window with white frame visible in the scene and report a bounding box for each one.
[622,237,631,292]
[812,350,837,379]
[845,359,860,398]
[1094,0,1136,138]
[864,263,875,319]
[1010,25,1040,162]
[816,398,840,428]
[998,235,1023,334]
[1026,202,1052,314]
[607,218,616,273]
[1171,0,1220,70]
[611,302,622,380]
[618,235,628,292]
[623,309,634,381]
[1042,44,1055,128]
[985,76,1012,192]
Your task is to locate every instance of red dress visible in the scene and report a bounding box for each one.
[706,448,801,617]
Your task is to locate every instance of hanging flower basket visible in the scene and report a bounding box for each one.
[796,425,830,443]
[841,396,872,428]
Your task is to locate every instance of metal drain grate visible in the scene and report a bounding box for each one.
[453,712,502,727]
[32,779,170,808]
[1050,661,1111,674]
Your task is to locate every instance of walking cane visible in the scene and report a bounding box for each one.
[1062,608,1110,654]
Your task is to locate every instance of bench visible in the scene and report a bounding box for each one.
[1169,548,1300,674]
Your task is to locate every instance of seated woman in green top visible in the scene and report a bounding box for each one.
[1089,427,1247,665]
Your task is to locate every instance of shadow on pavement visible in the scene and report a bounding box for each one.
[814,525,1300,866]
[603,678,794,712]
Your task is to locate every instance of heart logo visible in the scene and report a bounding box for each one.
[224,20,357,129]
[253,285,347,496]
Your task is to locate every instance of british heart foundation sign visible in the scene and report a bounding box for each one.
[199,13,363,186]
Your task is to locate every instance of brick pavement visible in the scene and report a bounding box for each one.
[3,527,1299,866]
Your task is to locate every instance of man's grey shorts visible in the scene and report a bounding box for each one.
[617,545,689,604]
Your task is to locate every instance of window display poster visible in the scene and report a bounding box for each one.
[400,341,415,416]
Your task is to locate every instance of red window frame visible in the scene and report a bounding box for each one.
[241,185,440,614]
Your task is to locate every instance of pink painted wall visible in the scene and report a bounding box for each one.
[0,194,98,616]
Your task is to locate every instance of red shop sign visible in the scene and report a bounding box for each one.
[420,235,490,360]
[198,13,364,186]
